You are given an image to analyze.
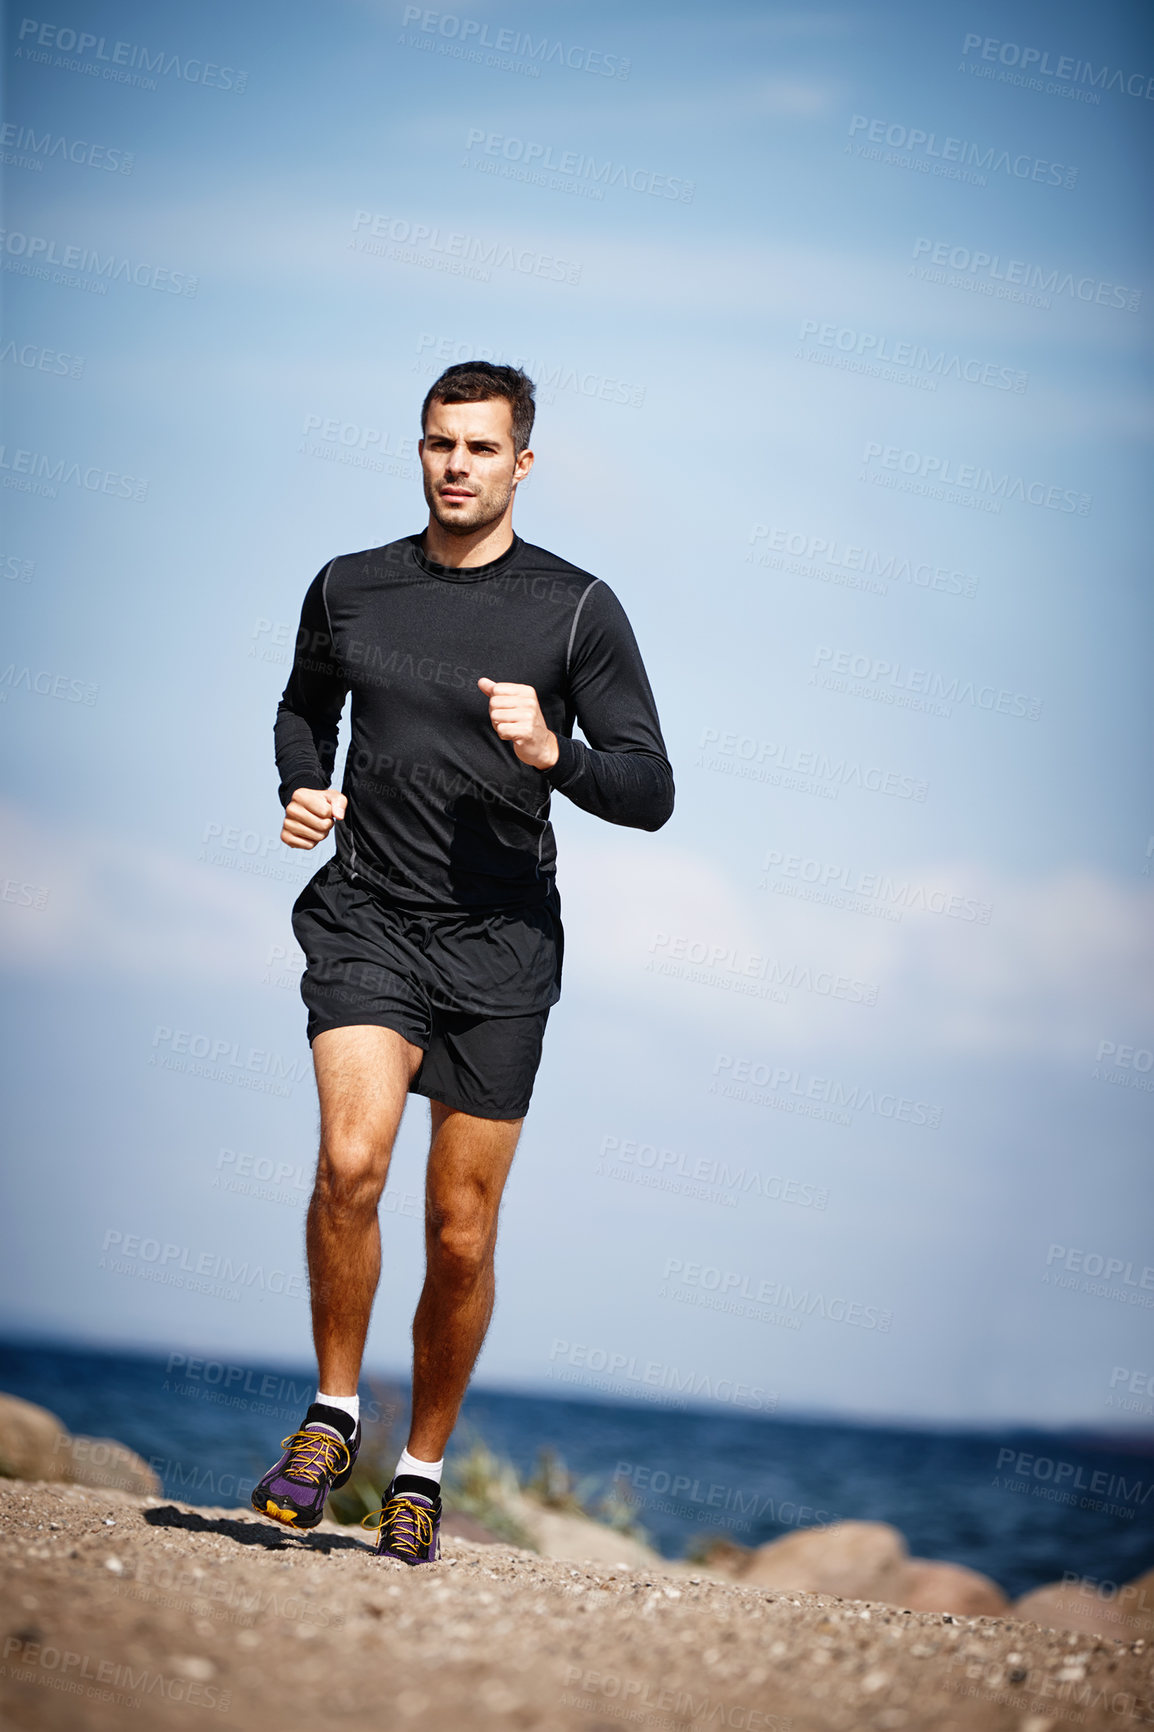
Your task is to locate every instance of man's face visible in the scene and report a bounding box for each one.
[419,397,533,537]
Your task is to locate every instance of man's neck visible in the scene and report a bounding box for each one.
[422,515,516,569]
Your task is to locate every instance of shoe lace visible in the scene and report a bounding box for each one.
[362,1495,435,1557]
[279,1427,350,1486]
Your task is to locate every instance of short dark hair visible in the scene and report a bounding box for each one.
[421,361,536,455]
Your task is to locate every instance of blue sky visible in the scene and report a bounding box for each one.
[1,0,1152,1431]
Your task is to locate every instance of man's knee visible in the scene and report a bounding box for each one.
[314,1137,389,1214]
[426,1211,493,1281]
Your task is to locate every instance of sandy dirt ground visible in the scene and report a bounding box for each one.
[1,1480,1150,1732]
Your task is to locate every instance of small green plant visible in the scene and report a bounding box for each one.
[589,1475,651,1542]
[441,1432,535,1548]
[326,1409,651,1552]
[524,1445,591,1513]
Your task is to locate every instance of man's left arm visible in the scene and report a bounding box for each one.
[544,579,674,831]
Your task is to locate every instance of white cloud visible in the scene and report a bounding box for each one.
[4,799,1150,1067]
[556,831,1154,1060]
[0,802,305,984]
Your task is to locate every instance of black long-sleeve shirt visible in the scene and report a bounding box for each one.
[274,532,674,910]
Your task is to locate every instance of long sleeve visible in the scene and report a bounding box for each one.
[545,579,674,831]
[273,561,348,808]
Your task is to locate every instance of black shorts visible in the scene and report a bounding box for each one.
[291,857,562,1120]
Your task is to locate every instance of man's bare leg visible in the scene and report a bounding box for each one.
[405,1101,524,1460]
[307,1024,424,1395]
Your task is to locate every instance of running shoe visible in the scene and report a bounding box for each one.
[251,1403,360,1529]
[363,1478,442,1565]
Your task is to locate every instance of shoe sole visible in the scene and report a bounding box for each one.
[251,1494,324,1530]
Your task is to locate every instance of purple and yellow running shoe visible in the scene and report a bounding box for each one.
[251,1403,360,1530]
[363,1479,441,1565]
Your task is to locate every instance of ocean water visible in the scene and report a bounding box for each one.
[1,1340,1150,1601]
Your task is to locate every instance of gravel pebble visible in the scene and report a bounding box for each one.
[0,1481,1150,1731]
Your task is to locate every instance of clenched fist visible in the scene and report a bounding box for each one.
[477,678,559,770]
[282,787,347,850]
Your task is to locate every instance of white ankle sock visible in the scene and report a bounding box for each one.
[394,1447,443,1486]
[315,1390,360,1426]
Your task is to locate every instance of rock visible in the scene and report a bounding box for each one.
[898,1557,1009,1617]
[0,1391,160,1496]
[737,1519,1010,1616]
[1013,1568,1154,1641]
[0,1392,72,1480]
[739,1520,909,1602]
[500,1484,661,1568]
[59,1434,161,1496]
[441,1509,503,1546]
[689,1536,753,1577]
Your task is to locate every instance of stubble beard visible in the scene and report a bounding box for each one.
[423,472,515,538]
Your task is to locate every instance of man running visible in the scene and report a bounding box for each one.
[252,361,674,1564]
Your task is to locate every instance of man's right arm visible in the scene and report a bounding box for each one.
[273,562,349,848]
